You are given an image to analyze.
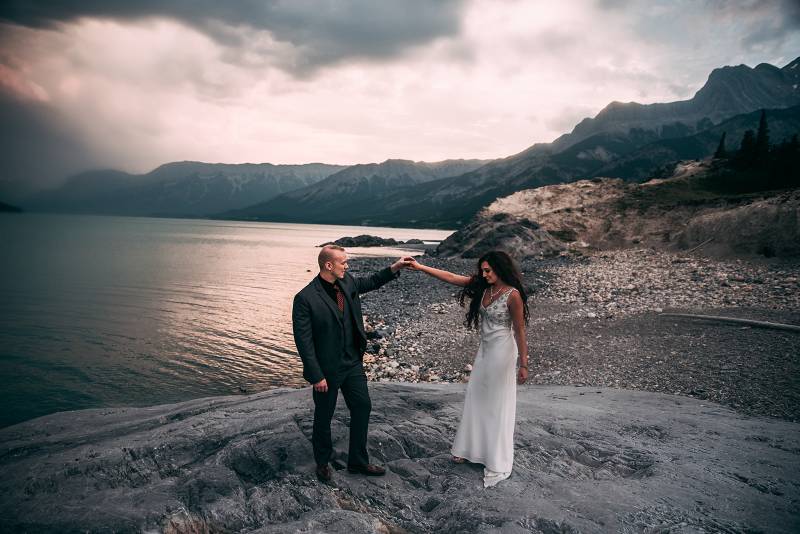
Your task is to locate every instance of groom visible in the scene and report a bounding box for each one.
[292,245,410,484]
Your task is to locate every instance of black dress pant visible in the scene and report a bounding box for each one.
[312,363,371,467]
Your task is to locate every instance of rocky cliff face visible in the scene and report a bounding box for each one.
[551,58,800,152]
[1,384,798,533]
[437,161,800,259]
[477,176,673,253]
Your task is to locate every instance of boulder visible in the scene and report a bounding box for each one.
[436,213,565,259]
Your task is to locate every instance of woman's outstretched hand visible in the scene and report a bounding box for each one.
[404,258,470,287]
[517,366,528,384]
[403,256,423,270]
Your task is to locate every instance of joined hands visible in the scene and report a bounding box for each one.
[402,256,423,270]
[390,257,415,272]
[391,256,424,272]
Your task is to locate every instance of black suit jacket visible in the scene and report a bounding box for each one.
[292,267,397,384]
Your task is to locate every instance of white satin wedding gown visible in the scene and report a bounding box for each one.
[451,287,518,487]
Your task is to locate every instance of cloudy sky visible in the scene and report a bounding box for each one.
[0,0,798,195]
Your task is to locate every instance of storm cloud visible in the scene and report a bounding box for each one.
[0,0,798,200]
[0,0,468,75]
[724,0,800,49]
[597,0,800,54]
[0,91,104,201]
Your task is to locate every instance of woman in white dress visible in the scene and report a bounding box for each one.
[407,250,529,487]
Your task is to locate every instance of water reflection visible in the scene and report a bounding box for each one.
[0,213,451,427]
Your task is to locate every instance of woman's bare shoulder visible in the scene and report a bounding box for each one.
[506,288,522,304]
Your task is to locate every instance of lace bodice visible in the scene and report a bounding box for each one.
[479,288,515,338]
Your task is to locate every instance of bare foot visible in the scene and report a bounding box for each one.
[451,456,467,464]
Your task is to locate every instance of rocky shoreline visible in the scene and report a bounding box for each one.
[2,384,798,533]
[353,249,800,422]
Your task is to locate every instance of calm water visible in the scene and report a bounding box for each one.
[0,213,451,428]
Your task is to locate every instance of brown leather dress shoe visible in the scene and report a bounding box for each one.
[316,464,334,483]
[347,464,386,476]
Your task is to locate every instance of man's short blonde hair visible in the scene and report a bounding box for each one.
[318,245,345,270]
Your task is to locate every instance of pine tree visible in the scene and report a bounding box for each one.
[713,131,727,159]
[778,134,800,188]
[791,134,800,187]
[735,129,756,169]
[740,129,756,155]
[755,109,770,160]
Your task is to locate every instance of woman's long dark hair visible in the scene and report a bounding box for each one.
[458,250,530,329]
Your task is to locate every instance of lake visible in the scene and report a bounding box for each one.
[0,213,452,428]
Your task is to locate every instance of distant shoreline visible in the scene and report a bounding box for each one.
[7,210,456,232]
[0,201,22,213]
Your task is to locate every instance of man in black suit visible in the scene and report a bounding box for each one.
[292,245,410,483]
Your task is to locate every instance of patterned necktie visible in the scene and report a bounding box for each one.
[334,284,344,312]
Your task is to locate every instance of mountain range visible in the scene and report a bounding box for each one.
[222,158,490,224]
[218,56,800,228]
[16,56,800,227]
[24,162,346,217]
[551,58,800,151]
[592,105,800,181]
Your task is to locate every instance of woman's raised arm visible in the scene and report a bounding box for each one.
[406,257,471,287]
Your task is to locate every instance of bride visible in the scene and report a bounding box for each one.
[407,250,529,487]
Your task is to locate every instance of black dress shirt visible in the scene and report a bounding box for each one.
[317,275,361,372]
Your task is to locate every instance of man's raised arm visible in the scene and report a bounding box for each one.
[353,257,411,294]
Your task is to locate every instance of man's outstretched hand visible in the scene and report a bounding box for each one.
[390,257,414,273]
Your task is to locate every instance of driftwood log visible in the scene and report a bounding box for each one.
[660,313,800,333]
[683,237,715,254]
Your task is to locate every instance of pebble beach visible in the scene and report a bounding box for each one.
[353,250,800,422]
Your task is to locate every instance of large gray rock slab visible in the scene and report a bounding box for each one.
[1,384,798,533]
